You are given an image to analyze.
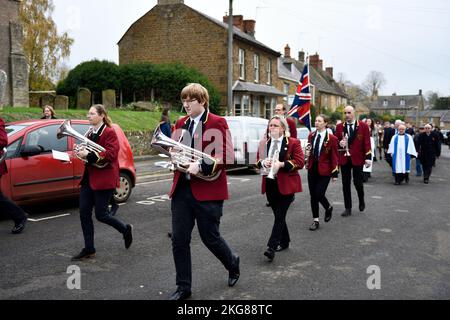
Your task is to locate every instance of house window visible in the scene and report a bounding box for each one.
[253,54,260,83]
[264,97,271,119]
[283,83,290,95]
[400,99,405,106]
[266,59,272,85]
[242,95,250,116]
[383,100,389,107]
[239,49,245,80]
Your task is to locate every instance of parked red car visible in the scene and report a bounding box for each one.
[1,119,136,205]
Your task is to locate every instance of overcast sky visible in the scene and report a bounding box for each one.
[52,0,450,97]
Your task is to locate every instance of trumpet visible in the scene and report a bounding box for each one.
[150,126,222,182]
[56,120,108,168]
[338,133,351,156]
[0,147,7,163]
[267,150,280,179]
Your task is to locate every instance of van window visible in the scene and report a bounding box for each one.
[248,123,267,141]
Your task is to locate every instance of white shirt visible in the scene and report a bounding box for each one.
[189,111,204,135]
[268,136,283,158]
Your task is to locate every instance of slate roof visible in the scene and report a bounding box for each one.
[233,80,286,96]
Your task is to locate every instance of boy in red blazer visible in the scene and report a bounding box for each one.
[335,106,372,217]
[306,115,339,231]
[256,115,304,262]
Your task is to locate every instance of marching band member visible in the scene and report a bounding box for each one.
[167,83,239,300]
[71,104,133,261]
[306,115,339,231]
[256,115,304,262]
[335,106,372,217]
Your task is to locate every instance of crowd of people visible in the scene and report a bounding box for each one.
[0,84,446,301]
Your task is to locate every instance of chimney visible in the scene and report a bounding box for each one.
[318,59,323,70]
[243,20,256,37]
[372,89,379,100]
[309,53,320,69]
[419,89,422,96]
[326,67,333,78]
[223,15,244,32]
[284,44,291,58]
[157,0,184,5]
[392,92,397,96]
[298,50,305,62]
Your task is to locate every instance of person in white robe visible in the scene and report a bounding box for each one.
[387,124,417,185]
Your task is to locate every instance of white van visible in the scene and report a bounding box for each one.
[225,116,268,167]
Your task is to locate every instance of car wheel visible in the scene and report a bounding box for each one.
[114,172,132,203]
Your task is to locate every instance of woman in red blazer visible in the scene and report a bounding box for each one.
[306,115,339,231]
[256,115,304,262]
[71,104,133,261]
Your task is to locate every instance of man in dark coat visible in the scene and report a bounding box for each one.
[417,124,440,184]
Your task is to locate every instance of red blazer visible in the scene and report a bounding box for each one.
[168,110,234,201]
[256,136,304,195]
[307,130,339,177]
[335,121,372,166]
[82,124,120,190]
[0,118,8,176]
[286,117,297,139]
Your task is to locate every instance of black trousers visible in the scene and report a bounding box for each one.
[79,183,127,251]
[307,162,331,219]
[341,161,364,210]
[423,165,433,180]
[171,177,236,291]
[0,191,27,224]
[265,178,294,250]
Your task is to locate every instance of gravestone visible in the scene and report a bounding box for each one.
[77,88,91,109]
[0,70,6,109]
[102,89,116,109]
[54,95,69,110]
[41,94,55,108]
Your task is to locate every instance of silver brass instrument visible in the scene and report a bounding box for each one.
[303,142,312,168]
[338,133,351,156]
[0,147,7,163]
[56,120,108,168]
[266,149,280,179]
[150,126,222,182]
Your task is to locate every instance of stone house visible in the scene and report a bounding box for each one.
[277,46,348,114]
[0,0,29,107]
[369,90,426,118]
[405,109,450,129]
[118,0,285,117]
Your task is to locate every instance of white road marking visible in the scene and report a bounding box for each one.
[228,177,251,182]
[394,209,409,213]
[372,196,383,199]
[136,178,173,187]
[28,213,71,222]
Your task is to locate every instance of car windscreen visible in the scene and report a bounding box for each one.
[6,125,27,137]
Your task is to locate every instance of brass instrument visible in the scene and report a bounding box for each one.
[56,120,108,168]
[303,142,312,167]
[338,133,351,156]
[0,147,7,163]
[266,149,280,179]
[150,126,222,182]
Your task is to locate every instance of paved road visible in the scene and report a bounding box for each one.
[1,150,449,300]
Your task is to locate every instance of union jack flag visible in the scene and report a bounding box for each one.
[287,60,312,131]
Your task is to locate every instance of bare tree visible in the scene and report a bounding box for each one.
[362,71,386,97]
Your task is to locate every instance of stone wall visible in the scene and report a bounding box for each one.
[124,130,157,156]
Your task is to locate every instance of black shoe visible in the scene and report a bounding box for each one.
[324,206,333,222]
[228,255,240,287]
[266,202,271,207]
[274,244,289,252]
[309,221,320,231]
[167,232,172,238]
[71,248,96,261]
[110,203,119,216]
[341,209,352,217]
[359,202,365,212]
[168,289,191,301]
[124,224,133,249]
[11,216,28,234]
[264,248,275,262]
[424,178,429,184]
[394,181,400,185]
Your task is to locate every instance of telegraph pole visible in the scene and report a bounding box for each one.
[227,0,233,116]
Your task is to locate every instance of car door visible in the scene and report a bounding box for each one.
[9,123,75,202]
[70,123,91,191]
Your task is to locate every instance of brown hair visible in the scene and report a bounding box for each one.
[91,104,113,127]
[181,83,209,108]
[316,114,330,124]
[43,105,55,117]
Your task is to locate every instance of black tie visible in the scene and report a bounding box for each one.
[314,134,321,159]
[348,123,354,137]
[188,120,195,148]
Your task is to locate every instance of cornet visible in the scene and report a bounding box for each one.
[151,126,222,182]
[56,120,108,168]
[303,142,312,168]
[261,149,280,180]
[338,133,351,156]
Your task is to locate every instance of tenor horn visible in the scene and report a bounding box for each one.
[57,120,108,168]
[0,147,7,163]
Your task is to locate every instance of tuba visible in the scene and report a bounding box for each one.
[0,147,7,163]
[151,126,222,182]
[56,120,108,168]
